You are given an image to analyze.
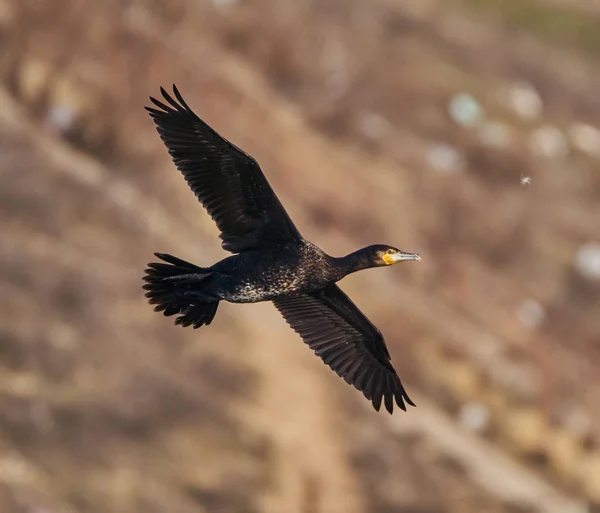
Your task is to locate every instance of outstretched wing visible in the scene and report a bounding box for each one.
[272,283,415,413]
[146,85,303,253]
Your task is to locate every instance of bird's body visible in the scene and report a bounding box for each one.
[143,86,421,413]
[206,241,333,303]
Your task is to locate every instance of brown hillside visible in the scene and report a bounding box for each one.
[0,1,598,512]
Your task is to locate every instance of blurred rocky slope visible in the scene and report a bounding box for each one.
[0,0,599,512]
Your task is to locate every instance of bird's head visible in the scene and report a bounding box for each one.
[365,245,421,267]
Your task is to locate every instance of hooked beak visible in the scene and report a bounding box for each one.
[392,251,421,262]
[383,251,421,265]
[391,251,421,263]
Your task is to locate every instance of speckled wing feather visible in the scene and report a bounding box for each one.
[145,85,303,253]
[272,283,415,413]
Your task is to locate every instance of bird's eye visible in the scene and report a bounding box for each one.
[387,249,395,254]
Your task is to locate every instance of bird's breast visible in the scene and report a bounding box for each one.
[227,269,313,303]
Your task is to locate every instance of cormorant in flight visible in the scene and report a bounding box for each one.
[143,86,421,413]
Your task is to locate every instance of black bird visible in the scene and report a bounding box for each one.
[143,86,421,413]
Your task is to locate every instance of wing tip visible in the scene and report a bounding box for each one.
[404,394,417,408]
[145,84,200,131]
[145,84,186,114]
[369,373,416,414]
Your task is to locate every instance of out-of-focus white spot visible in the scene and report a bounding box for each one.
[46,104,76,133]
[529,125,568,158]
[448,93,484,127]
[459,402,490,432]
[520,175,531,186]
[212,0,239,6]
[575,242,600,280]
[478,121,512,148]
[505,82,543,120]
[568,122,600,157]
[356,111,391,140]
[427,143,465,174]
[516,299,545,330]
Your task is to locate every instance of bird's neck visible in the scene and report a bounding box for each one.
[330,249,372,280]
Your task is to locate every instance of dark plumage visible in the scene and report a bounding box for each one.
[143,85,421,413]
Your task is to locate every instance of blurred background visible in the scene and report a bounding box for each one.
[0,0,599,512]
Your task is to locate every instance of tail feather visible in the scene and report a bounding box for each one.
[143,253,219,328]
[175,302,219,329]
